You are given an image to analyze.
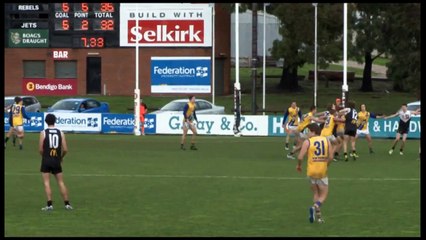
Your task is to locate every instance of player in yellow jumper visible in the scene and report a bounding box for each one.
[355,104,384,154]
[320,109,345,150]
[181,95,198,150]
[287,105,324,159]
[281,102,302,151]
[297,123,334,224]
[5,97,30,150]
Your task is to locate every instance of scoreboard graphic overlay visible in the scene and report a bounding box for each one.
[5,3,120,48]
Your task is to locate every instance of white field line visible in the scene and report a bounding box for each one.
[4,172,420,181]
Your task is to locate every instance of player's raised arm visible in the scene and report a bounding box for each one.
[384,112,399,119]
[412,108,421,115]
[339,107,350,115]
[311,115,325,124]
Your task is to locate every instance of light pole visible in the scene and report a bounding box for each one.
[211,3,215,105]
[134,4,141,136]
[342,3,348,108]
[233,3,242,136]
[262,3,270,115]
[312,3,318,107]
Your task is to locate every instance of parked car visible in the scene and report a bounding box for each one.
[391,101,420,118]
[407,101,420,111]
[47,98,110,113]
[407,101,421,117]
[151,99,225,114]
[4,96,41,112]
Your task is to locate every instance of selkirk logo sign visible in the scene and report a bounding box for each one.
[128,20,204,44]
[120,3,212,47]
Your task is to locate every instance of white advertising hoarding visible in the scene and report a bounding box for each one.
[120,3,212,47]
[43,113,102,132]
[156,113,268,136]
[151,56,211,93]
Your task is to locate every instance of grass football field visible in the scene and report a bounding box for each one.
[4,133,420,237]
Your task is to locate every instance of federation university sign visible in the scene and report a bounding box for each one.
[150,56,211,93]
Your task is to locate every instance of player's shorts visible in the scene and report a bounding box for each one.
[325,135,337,143]
[344,129,357,137]
[183,120,195,130]
[40,159,62,175]
[285,124,298,133]
[308,177,329,186]
[298,132,308,139]
[298,128,309,139]
[356,128,370,136]
[397,121,409,135]
[336,128,345,137]
[13,125,24,132]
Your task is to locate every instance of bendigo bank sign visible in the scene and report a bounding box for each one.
[22,79,77,96]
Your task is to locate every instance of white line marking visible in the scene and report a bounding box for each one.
[4,173,420,181]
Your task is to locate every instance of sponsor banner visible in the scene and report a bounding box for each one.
[22,79,77,96]
[151,56,211,93]
[369,118,420,138]
[156,113,268,136]
[9,29,49,47]
[43,113,102,132]
[102,113,156,134]
[4,112,44,132]
[120,3,212,47]
[268,116,420,139]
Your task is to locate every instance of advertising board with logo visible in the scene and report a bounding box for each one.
[102,114,156,134]
[156,113,268,136]
[4,112,44,132]
[369,118,420,138]
[22,79,77,96]
[120,3,212,47]
[268,116,420,139]
[43,113,102,132]
[151,56,211,93]
[8,29,49,48]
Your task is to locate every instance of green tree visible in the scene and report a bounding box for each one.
[271,3,344,91]
[349,4,390,92]
[385,3,420,94]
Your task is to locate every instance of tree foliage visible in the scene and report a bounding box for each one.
[384,3,420,94]
[349,3,390,92]
[271,3,344,91]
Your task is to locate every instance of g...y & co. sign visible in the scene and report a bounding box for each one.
[22,79,77,96]
[120,3,212,47]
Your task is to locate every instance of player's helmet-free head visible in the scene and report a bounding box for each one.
[14,96,22,103]
[45,114,57,125]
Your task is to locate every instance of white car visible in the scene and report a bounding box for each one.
[151,99,225,115]
[392,101,420,118]
[4,96,42,112]
[407,101,420,117]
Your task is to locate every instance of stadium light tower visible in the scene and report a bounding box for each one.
[312,3,318,107]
